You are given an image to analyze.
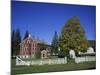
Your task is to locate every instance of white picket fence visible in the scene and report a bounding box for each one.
[16,56,96,65]
[75,56,96,63]
[16,57,67,66]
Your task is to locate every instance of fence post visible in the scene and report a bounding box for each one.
[64,57,67,63]
[48,59,51,64]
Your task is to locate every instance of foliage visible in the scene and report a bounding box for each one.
[13,29,21,55]
[59,16,89,54]
[35,51,41,59]
[58,51,66,58]
[88,40,96,51]
[23,30,29,40]
[11,30,15,56]
[51,31,59,54]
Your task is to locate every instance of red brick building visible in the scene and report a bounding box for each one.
[19,35,41,58]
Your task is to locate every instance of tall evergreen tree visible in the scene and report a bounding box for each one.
[59,16,89,55]
[51,31,59,54]
[14,29,21,55]
[11,30,15,56]
[23,30,29,40]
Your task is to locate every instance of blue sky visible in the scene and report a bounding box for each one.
[11,1,96,44]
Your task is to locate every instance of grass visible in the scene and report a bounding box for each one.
[11,59,96,75]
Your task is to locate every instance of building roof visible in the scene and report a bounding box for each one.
[20,34,44,45]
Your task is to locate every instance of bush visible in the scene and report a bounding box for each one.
[58,51,66,58]
[36,52,41,59]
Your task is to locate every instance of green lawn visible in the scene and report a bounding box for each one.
[11,59,96,75]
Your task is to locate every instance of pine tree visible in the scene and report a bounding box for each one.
[59,16,89,55]
[23,30,29,40]
[11,30,15,56]
[14,29,21,55]
[51,31,59,55]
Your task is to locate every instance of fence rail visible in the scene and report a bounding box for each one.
[16,56,96,65]
[75,56,96,63]
[16,57,67,66]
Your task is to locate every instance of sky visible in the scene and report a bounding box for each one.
[11,1,96,44]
